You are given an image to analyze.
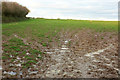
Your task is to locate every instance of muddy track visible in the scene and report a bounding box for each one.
[2,29,119,78]
[36,29,119,78]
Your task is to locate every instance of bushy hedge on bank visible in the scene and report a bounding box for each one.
[2,2,30,23]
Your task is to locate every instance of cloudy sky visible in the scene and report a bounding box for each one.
[9,0,119,21]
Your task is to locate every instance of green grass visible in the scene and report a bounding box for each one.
[2,18,118,37]
[2,18,118,51]
[2,36,43,68]
[2,19,118,55]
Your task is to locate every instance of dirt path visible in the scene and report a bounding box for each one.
[43,39,91,78]
[35,29,119,78]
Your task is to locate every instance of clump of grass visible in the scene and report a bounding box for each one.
[25,55,33,60]
[15,48,21,51]
[3,44,9,47]
[42,43,47,47]
[101,37,104,39]
[11,59,15,62]
[5,53,9,56]
[38,34,45,37]
[109,36,112,39]
[22,63,31,68]
[9,38,22,42]
[26,60,37,64]
[9,46,17,49]
[37,56,42,59]
[2,56,7,60]
[30,49,42,54]
[22,51,26,55]
[68,41,71,46]
[22,60,37,68]
[11,53,19,56]
[49,39,52,42]
[4,48,11,52]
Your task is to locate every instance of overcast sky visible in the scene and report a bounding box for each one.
[9,0,119,21]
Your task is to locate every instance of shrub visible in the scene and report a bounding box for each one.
[2,1,30,22]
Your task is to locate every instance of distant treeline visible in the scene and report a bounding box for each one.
[2,1,30,23]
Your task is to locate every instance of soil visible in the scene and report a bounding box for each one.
[2,29,119,78]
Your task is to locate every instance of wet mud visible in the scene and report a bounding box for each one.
[2,29,119,78]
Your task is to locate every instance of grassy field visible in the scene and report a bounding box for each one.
[2,19,118,78]
[3,19,118,36]
[2,18,118,43]
[2,19,118,51]
[2,18,118,67]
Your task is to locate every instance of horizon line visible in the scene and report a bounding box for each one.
[27,16,118,21]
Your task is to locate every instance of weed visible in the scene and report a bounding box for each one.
[26,60,37,64]
[37,56,42,59]
[49,39,52,42]
[3,44,9,47]
[68,41,71,46]
[9,46,17,49]
[11,59,15,62]
[11,53,18,56]
[22,51,26,55]
[2,56,7,60]
[15,48,21,51]
[31,49,41,54]
[4,49,11,52]
[25,56,33,60]
[42,43,47,47]
[101,37,104,39]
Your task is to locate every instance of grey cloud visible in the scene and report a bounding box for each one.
[11,0,118,20]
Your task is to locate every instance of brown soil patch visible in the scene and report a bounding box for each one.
[2,29,119,78]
